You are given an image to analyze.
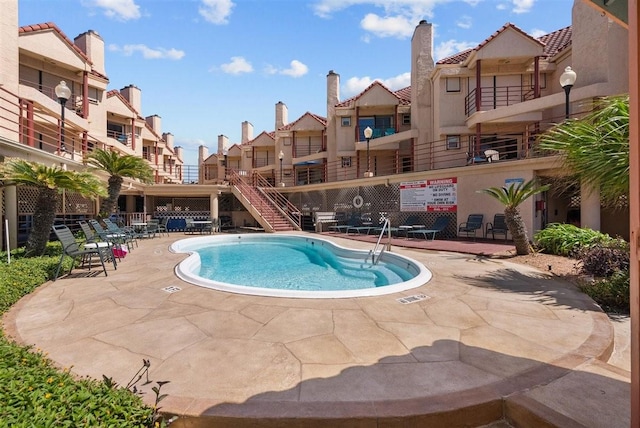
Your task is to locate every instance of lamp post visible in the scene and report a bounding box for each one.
[54,81,71,153]
[363,126,373,177]
[559,66,577,120]
[278,150,285,187]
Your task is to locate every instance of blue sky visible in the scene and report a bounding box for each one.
[18,0,573,165]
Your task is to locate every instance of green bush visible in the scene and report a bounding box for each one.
[533,223,612,257]
[578,270,630,314]
[0,246,158,427]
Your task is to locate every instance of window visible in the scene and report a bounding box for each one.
[402,114,411,125]
[446,135,460,150]
[87,87,100,104]
[446,77,461,93]
[341,117,351,127]
[341,157,351,168]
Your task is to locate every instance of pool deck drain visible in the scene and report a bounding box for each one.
[3,232,631,427]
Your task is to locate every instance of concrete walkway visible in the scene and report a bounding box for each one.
[3,232,631,427]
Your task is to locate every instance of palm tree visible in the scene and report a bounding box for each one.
[480,179,550,255]
[0,159,107,256]
[538,95,629,206]
[84,149,154,218]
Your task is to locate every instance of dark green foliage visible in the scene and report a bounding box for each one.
[0,246,158,427]
[579,239,629,277]
[578,270,630,314]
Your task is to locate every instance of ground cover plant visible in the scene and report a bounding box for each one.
[0,245,161,427]
[533,223,630,313]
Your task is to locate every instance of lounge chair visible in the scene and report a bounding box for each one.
[408,216,450,241]
[485,213,509,241]
[78,220,122,262]
[328,213,360,233]
[458,214,484,240]
[90,219,136,251]
[52,224,115,280]
[157,217,170,236]
[397,215,426,237]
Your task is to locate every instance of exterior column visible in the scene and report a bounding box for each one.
[210,192,219,220]
[580,181,600,231]
[4,186,18,250]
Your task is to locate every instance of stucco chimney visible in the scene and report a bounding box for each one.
[198,145,209,163]
[275,101,288,130]
[74,30,105,76]
[146,115,162,134]
[327,70,340,115]
[163,132,173,150]
[241,121,253,144]
[120,85,142,114]
[217,134,228,155]
[174,146,183,161]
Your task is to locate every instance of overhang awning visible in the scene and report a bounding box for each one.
[294,160,323,166]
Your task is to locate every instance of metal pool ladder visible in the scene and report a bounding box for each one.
[367,218,391,265]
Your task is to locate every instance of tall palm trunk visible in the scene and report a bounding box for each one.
[26,187,59,256]
[504,206,530,255]
[99,176,123,217]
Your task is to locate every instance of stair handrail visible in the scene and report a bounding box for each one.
[228,170,275,229]
[252,172,302,230]
[368,217,391,264]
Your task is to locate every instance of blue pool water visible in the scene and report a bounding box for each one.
[171,234,431,298]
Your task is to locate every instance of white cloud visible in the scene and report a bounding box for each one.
[361,13,414,39]
[109,44,185,60]
[87,0,141,20]
[529,28,547,38]
[512,0,535,14]
[220,56,253,74]
[264,60,309,78]
[281,60,309,78]
[456,15,472,29]
[496,3,508,10]
[463,0,482,5]
[434,39,476,62]
[313,0,443,39]
[342,72,410,97]
[199,0,234,24]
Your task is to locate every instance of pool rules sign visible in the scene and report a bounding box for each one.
[400,178,457,212]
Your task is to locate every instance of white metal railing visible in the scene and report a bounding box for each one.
[367,217,391,264]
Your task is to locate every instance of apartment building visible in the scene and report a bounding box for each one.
[0,6,185,247]
[199,0,629,239]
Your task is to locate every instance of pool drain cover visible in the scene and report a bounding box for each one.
[162,286,182,293]
[397,294,429,304]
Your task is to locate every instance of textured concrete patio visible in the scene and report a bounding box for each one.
[3,232,631,427]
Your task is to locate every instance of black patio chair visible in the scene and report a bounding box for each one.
[485,214,509,241]
[52,224,115,280]
[458,214,484,240]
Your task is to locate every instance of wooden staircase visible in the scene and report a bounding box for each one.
[229,171,301,232]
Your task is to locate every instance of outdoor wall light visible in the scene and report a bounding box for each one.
[559,66,577,119]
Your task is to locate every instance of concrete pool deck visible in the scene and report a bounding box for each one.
[3,232,631,427]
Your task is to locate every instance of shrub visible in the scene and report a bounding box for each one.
[533,223,612,257]
[579,239,629,277]
[578,270,630,314]
[0,245,160,427]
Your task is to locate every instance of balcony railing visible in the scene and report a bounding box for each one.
[19,78,81,113]
[465,85,536,115]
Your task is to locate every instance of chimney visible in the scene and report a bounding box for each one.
[198,145,209,164]
[174,146,183,161]
[327,70,340,116]
[145,115,162,134]
[74,30,105,76]
[217,134,228,155]
[241,121,253,144]
[163,132,174,150]
[275,101,288,130]
[120,85,142,114]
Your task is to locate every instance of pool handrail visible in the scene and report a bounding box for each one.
[368,217,391,265]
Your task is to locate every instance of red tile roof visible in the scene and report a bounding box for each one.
[279,111,327,131]
[336,81,411,108]
[19,22,110,80]
[19,22,91,64]
[437,23,572,65]
[106,89,142,118]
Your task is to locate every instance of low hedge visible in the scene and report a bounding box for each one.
[0,246,155,427]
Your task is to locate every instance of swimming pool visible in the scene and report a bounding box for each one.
[170,234,431,298]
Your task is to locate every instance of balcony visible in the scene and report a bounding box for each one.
[465,85,536,116]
